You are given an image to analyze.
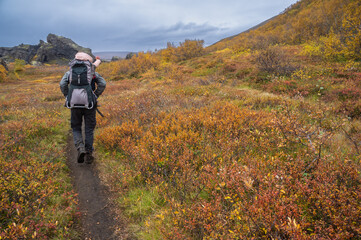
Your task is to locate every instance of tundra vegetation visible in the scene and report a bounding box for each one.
[0,65,79,239]
[1,0,361,239]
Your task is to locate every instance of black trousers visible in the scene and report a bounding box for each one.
[71,107,96,153]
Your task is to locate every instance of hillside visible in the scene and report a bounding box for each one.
[208,0,361,61]
[1,0,361,239]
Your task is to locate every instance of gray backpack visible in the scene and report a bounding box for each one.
[65,59,96,109]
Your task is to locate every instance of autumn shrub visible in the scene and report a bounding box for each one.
[14,59,26,72]
[339,0,361,60]
[0,65,8,82]
[0,66,79,239]
[96,61,122,80]
[95,82,361,239]
[163,103,359,239]
[304,1,361,62]
[320,32,346,62]
[255,46,298,76]
[161,40,205,63]
[97,51,160,80]
[341,119,361,155]
[98,39,204,81]
[301,41,323,60]
[158,62,190,84]
[333,88,361,101]
[0,114,79,239]
[175,39,205,62]
[337,101,361,119]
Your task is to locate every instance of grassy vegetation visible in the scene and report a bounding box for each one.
[93,38,361,239]
[0,64,80,239]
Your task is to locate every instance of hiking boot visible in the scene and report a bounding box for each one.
[85,152,94,164]
[77,148,86,163]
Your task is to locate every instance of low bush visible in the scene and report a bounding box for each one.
[254,46,298,76]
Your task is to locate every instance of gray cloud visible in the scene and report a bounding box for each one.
[103,22,225,51]
[0,0,299,51]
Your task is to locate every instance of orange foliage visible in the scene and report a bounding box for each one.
[0,65,8,82]
[1,66,78,239]
[97,40,204,81]
[162,40,205,63]
[208,0,360,61]
[95,80,361,238]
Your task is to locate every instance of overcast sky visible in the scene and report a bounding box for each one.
[0,0,298,52]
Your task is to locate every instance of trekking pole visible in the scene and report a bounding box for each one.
[96,108,105,117]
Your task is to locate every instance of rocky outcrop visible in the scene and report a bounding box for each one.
[0,34,94,65]
[0,44,40,63]
[1,58,9,71]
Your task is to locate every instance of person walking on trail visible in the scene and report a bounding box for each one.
[60,52,106,164]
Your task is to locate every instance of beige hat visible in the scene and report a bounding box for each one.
[75,52,93,62]
[75,52,101,67]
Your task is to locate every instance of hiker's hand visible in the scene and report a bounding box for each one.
[96,56,100,60]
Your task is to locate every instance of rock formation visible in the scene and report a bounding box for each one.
[0,59,9,71]
[0,44,39,64]
[0,34,94,65]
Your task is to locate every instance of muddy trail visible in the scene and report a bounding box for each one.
[66,132,134,240]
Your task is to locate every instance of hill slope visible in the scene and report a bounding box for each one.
[208,0,360,60]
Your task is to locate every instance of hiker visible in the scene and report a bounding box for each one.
[60,52,106,164]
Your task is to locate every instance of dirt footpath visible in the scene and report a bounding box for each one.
[66,133,133,240]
